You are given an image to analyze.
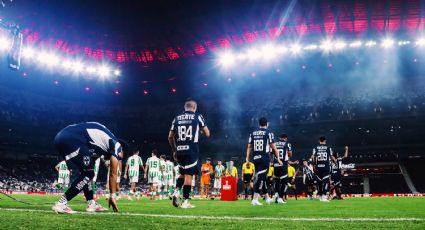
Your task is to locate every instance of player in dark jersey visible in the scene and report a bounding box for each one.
[273,134,293,204]
[330,146,349,200]
[311,136,336,202]
[52,122,129,214]
[246,117,282,206]
[168,98,210,208]
[302,159,318,200]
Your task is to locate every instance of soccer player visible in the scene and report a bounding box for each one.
[165,156,175,199]
[200,158,213,199]
[106,158,123,200]
[273,134,292,204]
[52,122,128,214]
[311,136,336,202]
[124,148,144,201]
[92,156,104,200]
[55,160,71,192]
[242,161,255,200]
[145,149,161,200]
[285,164,298,200]
[266,163,274,198]
[330,146,349,200]
[168,98,210,208]
[212,160,225,198]
[302,159,318,200]
[246,117,282,206]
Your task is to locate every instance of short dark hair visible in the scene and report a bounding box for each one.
[319,136,326,142]
[280,134,288,139]
[152,149,158,156]
[160,154,166,159]
[133,147,139,154]
[259,117,268,126]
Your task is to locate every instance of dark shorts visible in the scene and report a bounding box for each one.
[316,168,331,181]
[176,152,199,176]
[243,174,253,183]
[54,130,95,171]
[253,156,269,181]
[332,171,342,187]
[273,165,288,179]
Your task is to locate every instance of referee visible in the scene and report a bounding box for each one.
[242,162,255,200]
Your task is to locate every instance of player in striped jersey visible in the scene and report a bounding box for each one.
[145,149,161,200]
[164,156,175,199]
[158,155,167,200]
[55,160,71,192]
[212,160,225,198]
[124,148,144,200]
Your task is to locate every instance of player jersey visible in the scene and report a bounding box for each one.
[57,122,122,160]
[170,111,207,154]
[274,141,291,167]
[174,165,181,179]
[288,165,296,177]
[146,156,161,178]
[242,162,255,175]
[331,152,342,173]
[165,161,174,180]
[312,144,333,170]
[267,166,274,177]
[248,128,275,161]
[303,163,316,182]
[56,161,70,178]
[201,163,213,177]
[214,165,225,178]
[127,155,143,177]
[159,159,167,180]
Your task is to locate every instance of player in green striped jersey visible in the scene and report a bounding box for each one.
[55,160,71,192]
[124,148,144,201]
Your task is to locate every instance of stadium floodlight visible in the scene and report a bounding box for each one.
[276,45,287,54]
[319,40,333,52]
[260,44,277,59]
[86,66,97,74]
[113,69,121,76]
[236,53,247,60]
[290,43,302,54]
[415,38,425,46]
[38,52,59,66]
[304,44,318,50]
[219,52,236,66]
[0,36,9,50]
[398,40,410,46]
[246,48,261,61]
[72,61,84,72]
[334,40,347,50]
[61,60,73,69]
[381,38,395,48]
[349,41,363,48]
[98,65,111,77]
[365,40,377,47]
[22,47,35,58]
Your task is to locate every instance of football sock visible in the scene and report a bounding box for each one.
[176,178,184,190]
[183,185,191,200]
[64,172,92,202]
[83,183,94,201]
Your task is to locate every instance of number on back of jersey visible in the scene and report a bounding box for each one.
[177,125,193,141]
[253,140,264,151]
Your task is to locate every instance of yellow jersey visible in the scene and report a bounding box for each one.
[225,167,238,177]
[288,165,295,177]
[242,163,255,175]
[267,166,274,177]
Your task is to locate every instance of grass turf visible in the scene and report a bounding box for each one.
[0,194,424,229]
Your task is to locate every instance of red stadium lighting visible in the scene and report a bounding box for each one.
[143,89,148,95]
[171,88,176,93]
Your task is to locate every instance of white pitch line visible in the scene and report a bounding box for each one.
[0,208,423,222]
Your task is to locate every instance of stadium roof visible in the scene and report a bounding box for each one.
[1,0,424,64]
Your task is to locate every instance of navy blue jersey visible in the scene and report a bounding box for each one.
[56,122,122,160]
[312,144,333,170]
[170,111,206,154]
[248,128,275,160]
[274,141,291,167]
[331,152,341,173]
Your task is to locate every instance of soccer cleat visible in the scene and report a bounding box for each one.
[181,200,195,209]
[265,198,272,205]
[52,202,78,214]
[251,200,263,206]
[172,195,180,207]
[86,202,108,212]
[277,198,286,204]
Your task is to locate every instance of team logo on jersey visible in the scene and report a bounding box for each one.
[83,156,90,166]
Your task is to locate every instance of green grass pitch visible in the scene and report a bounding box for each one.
[0,194,424,229]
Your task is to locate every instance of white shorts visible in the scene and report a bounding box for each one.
[167,179,174,187]
[58,177,70,185]
[148,175,159,184]
[129,176,139,183]
[214,178,221,189]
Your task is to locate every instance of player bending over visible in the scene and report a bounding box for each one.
[169,98,210,208]
[124,148,144,201]
[246,117,282,206]
[145,149,161,200]
[52,122,128,214]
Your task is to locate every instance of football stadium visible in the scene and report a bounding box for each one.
[0,0,425,229]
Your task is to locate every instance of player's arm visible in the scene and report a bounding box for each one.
[201,126,210,138]
[124,161,129,179]
[341,146,349,160]
[108,156,120,212]
[270,143,283,165]
[144,163,149,179]
[246,144,252,163]
[168,130,177,161]
[55,165,60,172]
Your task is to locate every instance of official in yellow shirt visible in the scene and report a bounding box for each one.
[286,164,298,200]
[242,162,255,199]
